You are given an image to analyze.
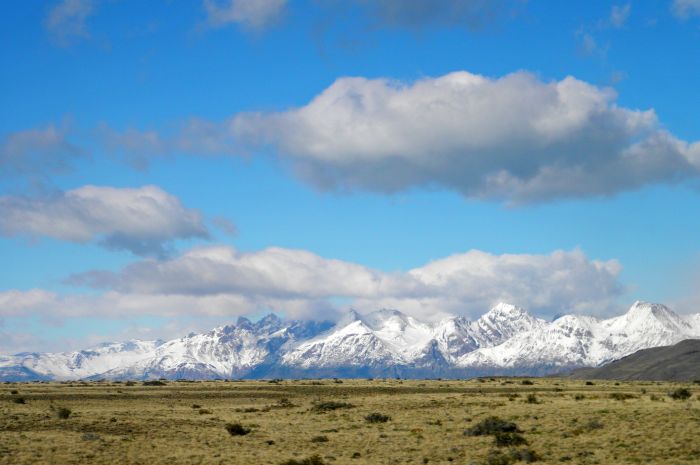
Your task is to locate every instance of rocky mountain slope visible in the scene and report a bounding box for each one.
[568,339,700,381]
[1,301,698,380]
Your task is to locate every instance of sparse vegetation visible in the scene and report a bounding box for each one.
[1,378,698,464]
[609,392,636,401]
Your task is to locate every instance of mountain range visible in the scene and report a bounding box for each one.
[1,301,699,381]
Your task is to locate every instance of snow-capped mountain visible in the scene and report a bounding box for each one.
[1,301,699,381]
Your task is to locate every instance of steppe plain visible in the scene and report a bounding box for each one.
[1,378,699,465]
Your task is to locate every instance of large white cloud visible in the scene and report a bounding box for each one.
[0,185,209,256]
[62,245,624,321]
[229,71,700,203]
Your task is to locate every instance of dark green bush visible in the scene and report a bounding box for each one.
[585,381,594,386]
[494,432,528,447]
[311,401,354,413]
[365,412,391,423]
[13,397,25,404]
[669,388,692,400]
[56,407,72,419]
[609,393,636,401]
[143,380,166,386]
[465,416,521,436]
[521,380,534,385]
[279,455,326,465]
[225,422,251,436]
[485,448,540,465]
[310,435,329,442]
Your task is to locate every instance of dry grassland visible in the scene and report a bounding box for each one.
[2,378,700,464]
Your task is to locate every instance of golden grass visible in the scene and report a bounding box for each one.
[1,378,700,464]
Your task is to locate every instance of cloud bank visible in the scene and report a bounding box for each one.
[672,0,700,18]
[59,245,624,321]
[0,185,209,256]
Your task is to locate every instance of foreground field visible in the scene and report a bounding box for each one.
[1,378,699,465]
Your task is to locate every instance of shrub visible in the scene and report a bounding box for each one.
[225,422,251,436]
[669,388,692,400]
[56,407,72,419]
[199,409,213,415]
[526,394,539,404]
[311,401,354,413]
[191,404,201,409]
[485,448,540,465]
[365,412,391,423]
[609,393,636,401]
[574,394,585,401]
[10,390,18,395]
[521,380,534,385]
[125,381,136,386]
[279,455,326,465]
[310,435,329,442]
[584,419,603,431]
[143,380,166,386]
[465,416,521,436]
[494,432,528,447]
[13,397,25,404]
[585,381,595,386]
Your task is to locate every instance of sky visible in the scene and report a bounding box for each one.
[1,0,700,354]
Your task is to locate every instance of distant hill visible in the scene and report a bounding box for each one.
[568,339,700,381]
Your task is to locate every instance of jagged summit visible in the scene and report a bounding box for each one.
[1,301,699,381]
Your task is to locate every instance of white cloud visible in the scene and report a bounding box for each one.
[0,185,209,257]
[229,71,700,203]
[44,0,95,45]
[63,245,624,321]
[672,0,700,18]
[204,0,287,30]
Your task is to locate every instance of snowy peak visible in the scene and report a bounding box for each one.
[2,301,700,381]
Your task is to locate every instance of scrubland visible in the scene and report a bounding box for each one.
[2,378,700,464]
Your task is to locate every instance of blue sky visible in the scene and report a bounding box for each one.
[1,0,700,353]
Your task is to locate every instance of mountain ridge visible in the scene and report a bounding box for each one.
[1,301,699,381]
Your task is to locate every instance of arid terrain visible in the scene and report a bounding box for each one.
[1,378,699,465]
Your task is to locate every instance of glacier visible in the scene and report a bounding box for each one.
[1,301,699,381]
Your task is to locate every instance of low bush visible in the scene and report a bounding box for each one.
[585,381,595,386]
[225,422,251,436]
[311,401,354,413]
[465,416,521,436]
[669,388,692,400]
[310,435,329,442]
[526,394,539,404]
[13,397,25,404]
[609,393,636,401]
[365,412,391,423]
[143,380,167,386]
[279,455,326,465]
[494,432,528,447]
[56,407,72,419]
[485,448,540,465]
[521,380,534,385]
